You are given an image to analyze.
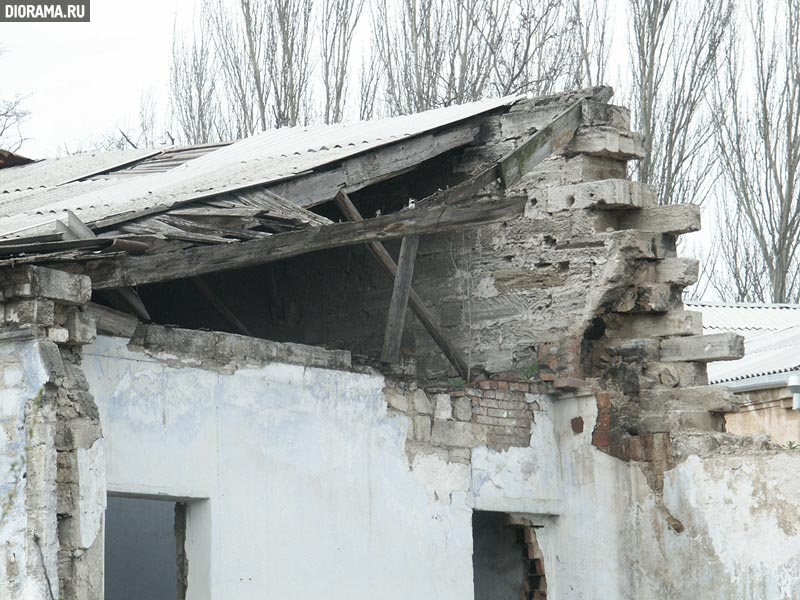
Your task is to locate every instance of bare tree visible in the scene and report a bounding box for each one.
[370,0,579,117]
[204,0,273,136]
[170,18,220,144]
[570,0,610,89]
[270,0,314,127]
[710,0,800,303]
[0,48,28,152]
[358,50,382,121]
[320,0,365,124]
[484,0,577,98]
[628,0,733,206]
[172,0,314,135]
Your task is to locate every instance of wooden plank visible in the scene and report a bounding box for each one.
[75,193,526,291]
[90,123,482,231]
[334,191,469,379]
[269,126,481,208]
[498,99,584,188]
[381,235,419,363]
[418,101,585,211]
[660,333,745,363]
[56,210,152,321]
[191,276,252,336]
[87,302,139,338]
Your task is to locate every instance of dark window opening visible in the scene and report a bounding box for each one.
[472,511,547,600]
[105,495,187,600]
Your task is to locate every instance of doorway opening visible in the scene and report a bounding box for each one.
[104,495,188,600]
[472,511,547,600]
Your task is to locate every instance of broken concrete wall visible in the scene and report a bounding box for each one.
[0,334,57,600]
[0,267,104,600]
[79,325,800,599]
[83,330,477,599]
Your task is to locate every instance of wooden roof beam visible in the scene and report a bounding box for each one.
[71,193,526,290]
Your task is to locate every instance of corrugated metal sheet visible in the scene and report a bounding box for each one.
[0,147,159,193]
[0,95,521,240]
[708,324,800,384]
[0,179,126,239]
[686,301,800,339]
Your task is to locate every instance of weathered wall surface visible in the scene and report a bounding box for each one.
[725,387,800,445]
[80,328,800,600]
[0,266,105,600]
[0,335,56,600]
[84,332,477,599]
[632,449,800,598]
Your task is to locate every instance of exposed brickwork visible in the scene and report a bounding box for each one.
[386,377,546,462]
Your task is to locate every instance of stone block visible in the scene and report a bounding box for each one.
[619,204,701,235]
[411,389,432,414]
[65,309,97,345]
[4,298,55,326]
[651,258,700,286]
[612,285,674,313]
[660,333,744,363]
[413,415,432,442]
[433,394,453,420]
[37,340,65,380]
[566,127,645,160]
[47,327,70,344]
[431,420,487,447]
[646,386,739,413]
[612,311,703,339]
[581,101,632,129]
[543,180,656,212]
[603,338,660,361]
[524,155,627,189]
[385,388,409,412]
[453,397,472,421]
[448,447,471,465]
[5,266,91,305]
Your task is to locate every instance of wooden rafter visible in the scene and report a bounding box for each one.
[334,191,469,379]
[381,235,419,364]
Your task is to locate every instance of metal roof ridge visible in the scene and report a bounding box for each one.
[686,300,800,309]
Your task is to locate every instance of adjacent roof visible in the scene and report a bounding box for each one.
[686,300,800,340]
[690,301,800,387]
[707,324,800,386]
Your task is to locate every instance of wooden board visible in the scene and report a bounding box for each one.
[74,194,527,290]
[381,235,419,363]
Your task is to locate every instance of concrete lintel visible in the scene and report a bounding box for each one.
[128,324,352,373]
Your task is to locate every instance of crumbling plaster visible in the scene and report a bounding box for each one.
[0,336,57,600]
[79,332,800,599]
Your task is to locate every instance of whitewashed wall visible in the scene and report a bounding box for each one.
[82,335,800,600]
[0,336,58,600]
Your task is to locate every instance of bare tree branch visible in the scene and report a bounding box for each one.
[710,0,800,303]
[628,0,733,206]
[0,47,29,152]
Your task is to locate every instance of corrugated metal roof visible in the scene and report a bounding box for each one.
[0,147,159,193]
[708,324,800,384]
[686,300,800,339]
[0,95,521,240]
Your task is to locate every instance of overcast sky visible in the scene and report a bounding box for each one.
[1,0,197,157]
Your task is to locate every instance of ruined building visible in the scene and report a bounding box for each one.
[1,88,799,599]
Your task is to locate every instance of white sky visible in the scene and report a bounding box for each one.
[0,0,197,157]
